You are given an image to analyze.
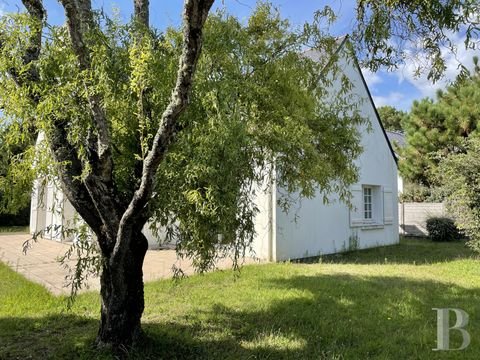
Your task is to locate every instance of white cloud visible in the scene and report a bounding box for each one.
[362,68,383,88]
[372,92,406,108]
[395,34,479,98]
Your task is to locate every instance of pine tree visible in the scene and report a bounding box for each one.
[400,57,480,185]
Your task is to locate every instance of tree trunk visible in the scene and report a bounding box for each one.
[96,231,149,348]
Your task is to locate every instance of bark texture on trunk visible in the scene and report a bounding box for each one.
[96,231,149,347]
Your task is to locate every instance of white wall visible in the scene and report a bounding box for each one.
[29,179,43,236]
[399,202,444,236]
[30,179,72,241]
[141,223,171,249]
[272,45,399,261]
[398,174,404,195]
[250,177,275,261]
[275,192,351,260]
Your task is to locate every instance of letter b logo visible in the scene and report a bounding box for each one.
[432,308,470,351]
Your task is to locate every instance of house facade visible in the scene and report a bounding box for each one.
[250,40,399,261]
[385,130,405,195]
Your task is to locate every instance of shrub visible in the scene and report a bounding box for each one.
[0,202,30,227]
[426,217,461,242]
[435,137,480,251]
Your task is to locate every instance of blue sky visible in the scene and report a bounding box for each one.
[1,0,478,111]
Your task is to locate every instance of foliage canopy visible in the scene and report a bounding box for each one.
[0,4,364,270]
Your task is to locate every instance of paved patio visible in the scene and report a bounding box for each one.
[0,233,258,295]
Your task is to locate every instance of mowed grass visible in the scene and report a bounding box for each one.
[1,237,480,359]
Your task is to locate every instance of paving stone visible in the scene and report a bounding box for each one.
[0,233,259,295]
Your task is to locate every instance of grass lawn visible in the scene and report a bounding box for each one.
[1,237,480,359]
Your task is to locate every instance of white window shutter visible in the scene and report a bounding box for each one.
[350,185,363,227]
[383,187,394,224]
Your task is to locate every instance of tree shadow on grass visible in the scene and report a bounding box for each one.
[2,273,480,359]
[0,314,99,359]
[298,237,479,265]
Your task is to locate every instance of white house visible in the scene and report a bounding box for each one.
[30,38,399,260]
[249,39,399,261]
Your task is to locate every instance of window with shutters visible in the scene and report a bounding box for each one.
[351,184,393,228]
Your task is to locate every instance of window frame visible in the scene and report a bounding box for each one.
[363,186,373,222]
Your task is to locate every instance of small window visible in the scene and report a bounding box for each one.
[350,184,385,228]
[363,186,373,220]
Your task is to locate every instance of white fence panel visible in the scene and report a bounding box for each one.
[399,202,445,236]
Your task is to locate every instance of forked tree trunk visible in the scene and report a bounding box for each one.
[6,0,213,350]
[96,231,149,347]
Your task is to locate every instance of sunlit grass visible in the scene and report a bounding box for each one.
[1,237,480,359]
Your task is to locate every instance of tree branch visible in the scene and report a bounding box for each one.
[59,0,113,182]
[5,1,113,251]
[21,0,45,65]
[112,0,215,264]
[134,0,149,27]
[22,0,45,18]
[49,125,105,237]
[59,0,123,242]
[10,0,45,84]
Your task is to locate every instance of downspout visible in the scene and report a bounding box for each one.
[267,169,274,262]
[32,181,39,235]
[50,185,55,240]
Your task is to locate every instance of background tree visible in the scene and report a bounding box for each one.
[436,136,480,251]
[1,0,479,352]
[400,97,454,185]
[400,57,480,186]
[433,59,480,250]
[377,105,407,132]
[438,56,480,137]
[0,124,34,226]
[354,0,480,81]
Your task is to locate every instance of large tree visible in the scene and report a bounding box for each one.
[1,0,218,347]
[0,0,479,351]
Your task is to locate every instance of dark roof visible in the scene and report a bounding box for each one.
[302,36,348,63]
[386,131,405,148]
